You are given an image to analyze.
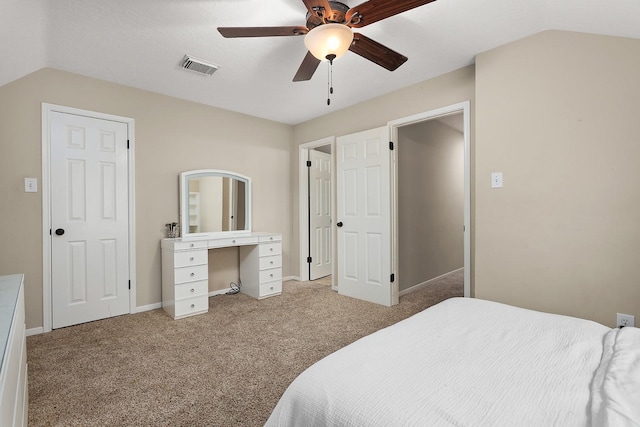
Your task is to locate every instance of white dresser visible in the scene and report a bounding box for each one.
[161,232,282,319]
[0,274,28,427]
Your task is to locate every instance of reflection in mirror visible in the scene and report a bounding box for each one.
[180,170,251,238]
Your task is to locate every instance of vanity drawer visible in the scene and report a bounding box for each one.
[175,280,208,300]
[259,234,282,243]
[259,268,282,284]
[174,250,207,268]
[174,264,208,284]
[259,242,282,257]
[174,296,208,318]
[209,236,259,248]
[260,281,282,297]
[259,255,281,270]
[172,240,208,251]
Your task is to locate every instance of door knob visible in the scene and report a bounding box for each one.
[336,222,343,227]
[55,228,65,236]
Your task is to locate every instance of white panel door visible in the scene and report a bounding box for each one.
[50,111,130,329]
[309,149,332,280]
[336,126,395,306]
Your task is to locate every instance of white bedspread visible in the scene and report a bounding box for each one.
[590,326,640,426]
[266,297,616,427]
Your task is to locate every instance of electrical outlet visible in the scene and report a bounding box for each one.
[616,313,635,328]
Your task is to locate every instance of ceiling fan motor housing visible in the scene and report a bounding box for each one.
[306,1,350,29]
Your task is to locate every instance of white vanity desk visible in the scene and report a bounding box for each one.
[161,232,282,319]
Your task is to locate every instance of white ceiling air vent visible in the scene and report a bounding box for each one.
[181,55,219,76]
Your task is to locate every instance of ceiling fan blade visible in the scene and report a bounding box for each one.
[218,26,308,38]
[346,0,437,28]
[302,0,334,20]
[293,51,322,82]
[349,32,408,71]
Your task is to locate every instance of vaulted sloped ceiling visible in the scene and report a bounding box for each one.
[1,0,639,125]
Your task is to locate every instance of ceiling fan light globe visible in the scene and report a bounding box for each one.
[304,23,354,61]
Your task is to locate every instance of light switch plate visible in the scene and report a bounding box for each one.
[24,177,38,193]
[491,172,503,188]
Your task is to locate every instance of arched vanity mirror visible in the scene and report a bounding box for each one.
[179,169,251,238]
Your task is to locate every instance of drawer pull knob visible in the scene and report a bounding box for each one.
[270,237,273,240]
[270,286,274,290]
[190,272,195,277]
[190,257,194,261]
[232,240,236,243]
[190,288,195,293]
[270,273,274,277]
[190,304,195,309]
[270,248,274,252]
[270,261,274,265]
[190,243,194,247]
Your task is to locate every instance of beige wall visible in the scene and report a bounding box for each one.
[398,119,464,291]
[291,65,476,286]
[0,68,293,329]
[475,30,640,327]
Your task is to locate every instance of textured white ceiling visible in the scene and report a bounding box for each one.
[1,0,639,125]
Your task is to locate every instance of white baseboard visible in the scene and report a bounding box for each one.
[134,302,162,313]
[28,277,300,336]
[399,268,464,297]
[28,302,162,335]
[209,288,234,297]
[26,327,44,337]
[208,278,297,296]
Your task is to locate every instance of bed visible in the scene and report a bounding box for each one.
[265,297,640,427]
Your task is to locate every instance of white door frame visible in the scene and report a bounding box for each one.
[298,137,336,288]
[388,101,471,298]
[41,103,136,333]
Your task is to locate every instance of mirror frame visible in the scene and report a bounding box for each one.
[179,169,252,239]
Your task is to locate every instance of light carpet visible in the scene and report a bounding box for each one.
[27,272,463,426]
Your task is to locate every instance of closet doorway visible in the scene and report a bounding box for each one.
[298,137,336,287]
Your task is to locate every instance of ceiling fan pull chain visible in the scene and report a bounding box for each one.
[330,60,334,95]
[327,60,330,105]
[327,54,336,106]
[327,66,331,106]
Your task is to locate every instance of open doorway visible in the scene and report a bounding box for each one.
[390,102,471,298]
[298,137,335,288]
[397,113,464,294]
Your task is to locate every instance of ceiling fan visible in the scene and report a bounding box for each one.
[218,0,437,82]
